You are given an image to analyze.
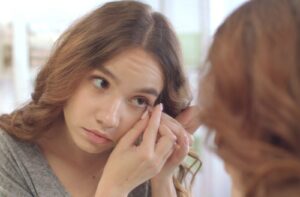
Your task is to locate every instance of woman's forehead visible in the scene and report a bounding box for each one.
[93,48,164,93]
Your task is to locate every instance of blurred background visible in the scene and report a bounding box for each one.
[0,0,247,196]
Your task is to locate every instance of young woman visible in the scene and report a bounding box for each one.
[0,1,200,197]
[198,0,300,196]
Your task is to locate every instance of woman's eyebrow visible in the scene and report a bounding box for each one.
[96,67,120,84]
[134,88,159,97]
[96,67,160,97]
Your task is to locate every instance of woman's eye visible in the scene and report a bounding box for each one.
[132,97,150,108]
[92,77,109,89]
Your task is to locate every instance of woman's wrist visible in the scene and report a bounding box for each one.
[95,179,129,197]
[151,176,177,197]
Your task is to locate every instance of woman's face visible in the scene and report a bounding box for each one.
[63,48,164,154]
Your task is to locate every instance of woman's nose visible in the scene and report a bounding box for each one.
[95,98,122,129]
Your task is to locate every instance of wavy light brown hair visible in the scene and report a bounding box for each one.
[0,1,200,196]
[198,0,300,196]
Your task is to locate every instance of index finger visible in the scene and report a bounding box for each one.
[141,103,163,149]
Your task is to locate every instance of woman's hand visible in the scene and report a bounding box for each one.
[150,106,201,196]
[175,106,202,135]
[95,104,177,197]
[151,113,190,181]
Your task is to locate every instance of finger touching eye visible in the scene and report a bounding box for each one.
[131,97,150,108]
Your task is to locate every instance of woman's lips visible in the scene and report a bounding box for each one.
[83,128,112,144]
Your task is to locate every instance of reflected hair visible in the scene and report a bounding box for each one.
[199,0,300,196]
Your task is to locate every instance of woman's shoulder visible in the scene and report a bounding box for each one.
[0,128,39,173]
[0,128,34,154]
[0,128,70,197]
[0,128,47,174]
[0,128,35,196]
[0,128,20,152]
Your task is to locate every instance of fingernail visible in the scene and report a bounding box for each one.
[171,136,177,143]
[141,109,148,120]
[172,134,177,141]
[159,103,163,111]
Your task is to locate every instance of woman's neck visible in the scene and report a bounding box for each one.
[35,120,111,197]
